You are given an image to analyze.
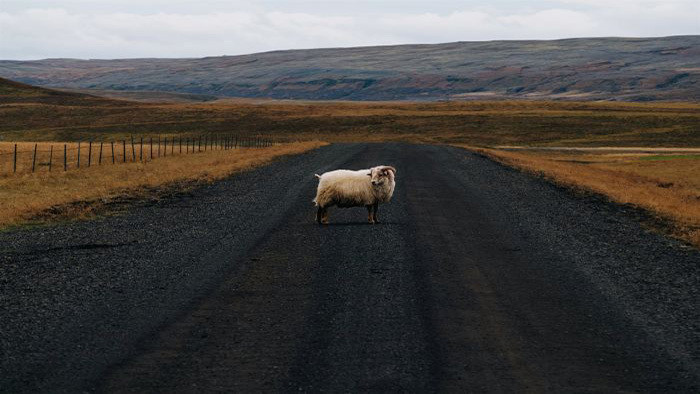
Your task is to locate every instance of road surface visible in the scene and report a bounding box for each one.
[1,143,698,392]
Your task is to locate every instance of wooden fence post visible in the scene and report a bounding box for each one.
[179,136,182,154]
[111,141,115,164]
[64,144,67,171]
[122,140,126,163]
[48,145,53,172]
[99,141,103,165]
[31,143,37,173]
[131,135,136,162]
[13,143,17,173]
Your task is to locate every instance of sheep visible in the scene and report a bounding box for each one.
[313,165,397,224]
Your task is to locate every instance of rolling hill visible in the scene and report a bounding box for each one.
[0,76,125,106]
[0,36,698,102]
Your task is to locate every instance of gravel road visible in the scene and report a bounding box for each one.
[1,143,698,392]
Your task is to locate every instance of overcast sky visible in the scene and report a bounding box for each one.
[1,0,698,60]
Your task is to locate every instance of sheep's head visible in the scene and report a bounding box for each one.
[368,166,397,186]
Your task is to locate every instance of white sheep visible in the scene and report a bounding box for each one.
[313,165,397,224]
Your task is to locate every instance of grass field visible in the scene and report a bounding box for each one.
[0,141,324,228]
[2,85,699,147]
[463,146,700,247]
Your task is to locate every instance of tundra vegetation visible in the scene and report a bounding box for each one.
[2,78,699,146]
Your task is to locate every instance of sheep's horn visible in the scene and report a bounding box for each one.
[384,166,397,174]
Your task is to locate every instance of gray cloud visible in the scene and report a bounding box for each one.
[0,0,698,59]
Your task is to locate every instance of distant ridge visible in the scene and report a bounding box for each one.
[1,36,699,101]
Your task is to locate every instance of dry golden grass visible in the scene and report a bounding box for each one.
[0,137,250,175]
[0,141,325,228]
[460,146,700,247]
[2,98,699,147]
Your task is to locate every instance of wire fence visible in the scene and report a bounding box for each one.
[0,134,274,176]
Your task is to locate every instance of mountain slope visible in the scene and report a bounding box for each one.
[1,36,698,101]
[0,76,121,106]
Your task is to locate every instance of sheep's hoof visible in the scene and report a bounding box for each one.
[368,219,375,224]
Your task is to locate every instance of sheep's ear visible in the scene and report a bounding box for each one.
[367,172,372,177]
[384,166,397,175]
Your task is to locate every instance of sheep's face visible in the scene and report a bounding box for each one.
[368,166,396,187]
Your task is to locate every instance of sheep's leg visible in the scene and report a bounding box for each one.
[366,205,375,224]
[321,207,329,224]
[372,203,379,223]
[316,206,323,224]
